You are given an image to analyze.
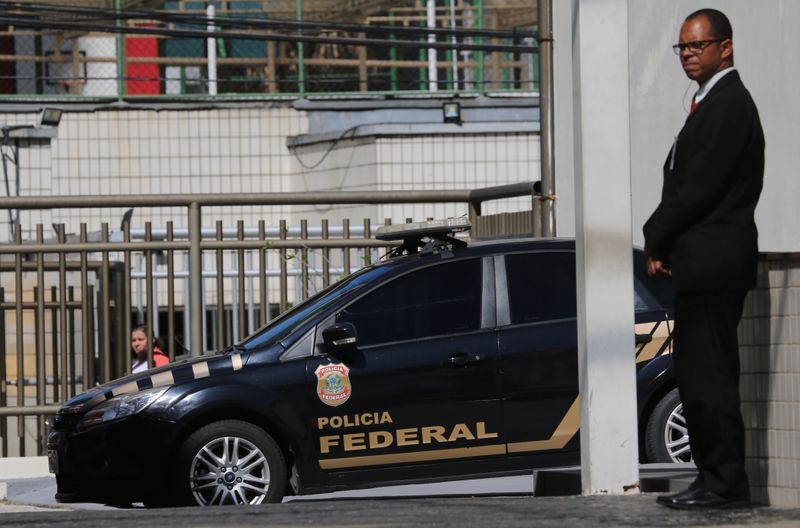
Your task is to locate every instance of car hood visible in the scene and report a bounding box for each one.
[58,352,246,416]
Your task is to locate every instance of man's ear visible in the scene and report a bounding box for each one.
[720,38,734,61]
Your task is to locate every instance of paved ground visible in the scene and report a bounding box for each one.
[1,494,800,528]
[1,472,799,527]
[0,464,696,509]
[1,474,536,511]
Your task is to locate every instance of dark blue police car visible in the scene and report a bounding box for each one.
[48,219,687,507]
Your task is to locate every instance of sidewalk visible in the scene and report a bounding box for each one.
[1,460,798,527]
[1,493,799,527]
[0,459,697,507]
[0,456,107,512]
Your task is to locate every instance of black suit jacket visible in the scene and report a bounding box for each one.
[643,70,765,292]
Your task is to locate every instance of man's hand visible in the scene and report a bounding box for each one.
[646,256,671,278]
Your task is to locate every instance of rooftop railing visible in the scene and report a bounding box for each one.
[0,0,538,100]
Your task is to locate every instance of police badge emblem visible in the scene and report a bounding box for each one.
[315,363,352,407]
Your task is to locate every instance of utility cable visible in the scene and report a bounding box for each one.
[0,128,19,227]
[1,1,537,41]
[292,125,360,170]
[0,13,535,54]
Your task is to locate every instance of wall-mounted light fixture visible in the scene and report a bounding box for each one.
[442,102,461,124]
[39,107,63,127]
[2,108,62,232]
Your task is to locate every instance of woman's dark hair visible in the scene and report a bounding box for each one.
[686,8,732,40]
[131,324,165,353]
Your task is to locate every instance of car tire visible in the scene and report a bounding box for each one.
[645,388,693,463]
[173,420,287,506]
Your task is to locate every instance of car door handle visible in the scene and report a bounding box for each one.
[635,333,653,345]
[444,353,482,368]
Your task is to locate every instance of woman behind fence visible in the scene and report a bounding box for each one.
[130,324,170,373]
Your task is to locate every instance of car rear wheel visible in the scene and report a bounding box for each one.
[175,420,287,506]
[645,388,693,463]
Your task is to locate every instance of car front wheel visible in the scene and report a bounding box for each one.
[174,420,287,506]
[645,388,693,463]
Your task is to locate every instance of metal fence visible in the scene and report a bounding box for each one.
[0,182,539,456]
[0,0,538,99]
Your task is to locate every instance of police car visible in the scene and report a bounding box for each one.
[48,219,686,507]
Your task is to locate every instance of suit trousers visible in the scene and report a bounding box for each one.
[673,289,749,498]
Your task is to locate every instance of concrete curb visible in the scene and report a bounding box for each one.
[0,457,50,480]
[532,463,697,497]
[0,457,50,499]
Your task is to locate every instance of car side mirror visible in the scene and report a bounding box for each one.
[322,322,358,354]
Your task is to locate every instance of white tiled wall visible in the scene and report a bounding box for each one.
[0,106,308,242]
[288,136,379,224]
[375,134,539,222]
[3,107,539,239]
[288,133,540,226]
[740,257,800,507]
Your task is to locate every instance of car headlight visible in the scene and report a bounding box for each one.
[76,387,168,430]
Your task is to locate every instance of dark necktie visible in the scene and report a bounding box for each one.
[689,97,698,115]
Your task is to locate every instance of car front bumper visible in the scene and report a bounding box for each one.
[48,413,180,504]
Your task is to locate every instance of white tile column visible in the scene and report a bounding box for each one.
[572,0,639,494]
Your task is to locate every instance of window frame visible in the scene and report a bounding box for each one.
[328,255,495,350]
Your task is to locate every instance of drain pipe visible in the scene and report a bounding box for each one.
[449,0,458,90]
[538,0,556,237]
[207,1,218,95]
[427,0,438,91]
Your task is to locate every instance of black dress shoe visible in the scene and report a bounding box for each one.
[657,487,751,510]
[659,486,699,502]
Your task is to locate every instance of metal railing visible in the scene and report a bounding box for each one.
[0,181,539,456]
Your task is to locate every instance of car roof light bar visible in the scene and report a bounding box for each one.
[377,218,471,258]
[375,218,471,241]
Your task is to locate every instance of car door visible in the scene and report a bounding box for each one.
[496,251,581,465]
[633,276,674,365]
[632,249,675,366]
[305,255,504,486]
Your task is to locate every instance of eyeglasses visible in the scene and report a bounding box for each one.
[672,39,724,55]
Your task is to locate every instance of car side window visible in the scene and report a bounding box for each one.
[634,277,664,313]
[281,327,315,360]
[336,258,483,347]
[506,252,577,324]
[632,250,674,316]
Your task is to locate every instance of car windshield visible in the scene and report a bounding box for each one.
[239,264,392,350]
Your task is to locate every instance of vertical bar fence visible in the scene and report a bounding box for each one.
[0,183,538,456]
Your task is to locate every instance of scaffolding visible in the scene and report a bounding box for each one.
[0,0,538,99]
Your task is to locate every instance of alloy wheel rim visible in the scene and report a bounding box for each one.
[189,436,271,505]
[664,403,692,463]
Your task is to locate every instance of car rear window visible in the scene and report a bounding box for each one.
[506,252,577,324]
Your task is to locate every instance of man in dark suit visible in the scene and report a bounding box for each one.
[643,8,764,510]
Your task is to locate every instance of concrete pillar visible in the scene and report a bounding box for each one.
[572,0,639,494]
